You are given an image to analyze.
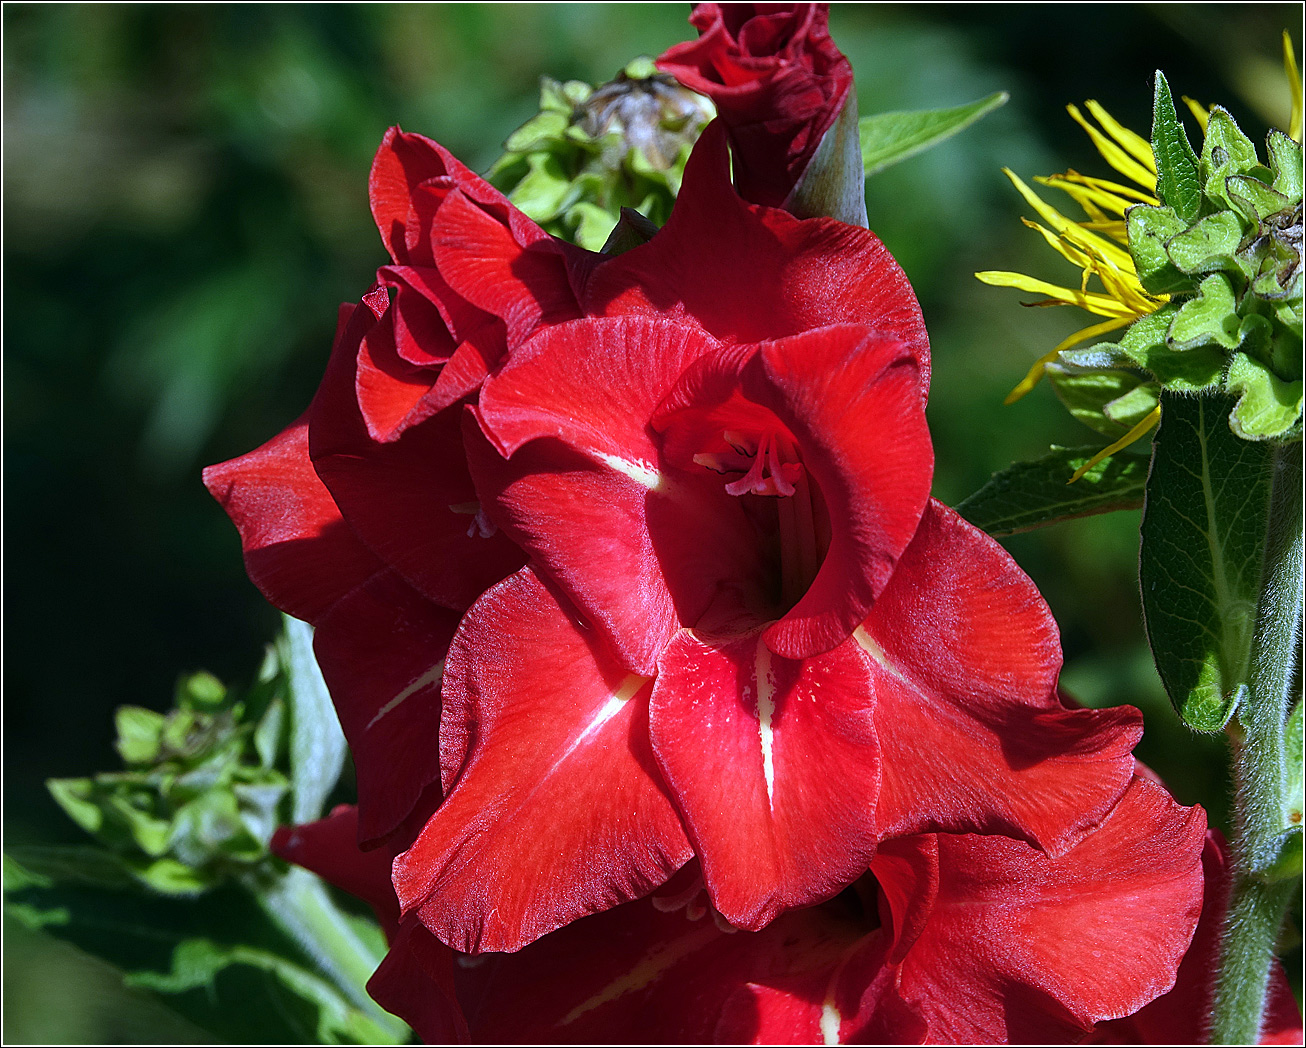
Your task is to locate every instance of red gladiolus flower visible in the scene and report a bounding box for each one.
[365,119,1143,955]
[277,777,1231,1044]
[657,3,855,209]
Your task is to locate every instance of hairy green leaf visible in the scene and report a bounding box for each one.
[1151,71,1202,221]
[860,91,1008,177]
[1140,392,1276,730]
[954,445,1151,536]
[1127,203,1194,296]
[1225,351,1305,440]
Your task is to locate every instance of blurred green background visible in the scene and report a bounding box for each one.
[4,3,1300,1041]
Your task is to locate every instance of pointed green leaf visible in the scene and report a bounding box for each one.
[954,445,1151,536]
[1046,362,1156,439]
[1127,203,1196,295]
[860,91,1008,178]
[1225,350,1305,440]
[47,777,105,835]
[1168,273,1241,350]
[1140,391,1276,730]
[1151,71,1202,221]
[278,616,346,825]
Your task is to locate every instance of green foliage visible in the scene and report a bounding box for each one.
[1139,392,1277,731]
[954,445,1149,536]
[1045,359,1158,439]
[488,59,713,250]
[46,673,290,895]
[5,851,405,1044]
[859,90,1008,177]
[7,616,398,1044]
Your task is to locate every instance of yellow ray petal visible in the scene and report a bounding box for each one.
[973,270,1140,317]
[1068,405,1162,483]
[1182,96,1211,134]
[1085,100,1156,172]
[1067,104,1158,192]
[1004,315,1135,404]
[1285,31,1303,142]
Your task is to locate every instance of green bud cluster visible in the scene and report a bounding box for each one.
[488,57,714,252]
[47,659,291,895]
[1103,73,1302,441]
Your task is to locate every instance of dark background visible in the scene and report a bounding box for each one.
[5,4,1300,1040]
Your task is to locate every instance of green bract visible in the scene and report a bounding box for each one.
[487,58,713,251]
[1112,74,1303,442]
[46,666,291,895]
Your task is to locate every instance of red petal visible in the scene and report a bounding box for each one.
[872,777,1207,1042]
[650,628,881,930]
[312,570,460,847]
[473,315,762,675]
[393,567,691,953]
[581,122,930,387]
[272,805,401,938]
[1091,830,1304,1044]
[367,917,467,1044]
[369,126,478,267]
[202,413,383,625]
[860,499,1141,853]
[308,297,524,611]
[432,188,582,348]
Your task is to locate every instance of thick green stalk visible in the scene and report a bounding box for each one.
[1210,442,1303,1044]
[254,866,410,1041]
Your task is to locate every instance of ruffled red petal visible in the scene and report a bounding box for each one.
[201,412,383,625]
[861,499,1142,854]
[650,628,881,930]
[393,567,692,953]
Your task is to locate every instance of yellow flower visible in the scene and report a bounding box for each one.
[975,101,1166,480]
[977,39,1301,482]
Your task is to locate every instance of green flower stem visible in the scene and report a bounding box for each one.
[253,866,409,1040]
[1210,441,1303,1045]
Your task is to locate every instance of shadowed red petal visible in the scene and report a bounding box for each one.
[368,917,467,1044]
[868,776,1207,1042]
[272,805,401,938]
[859,499,1141,854]
[202,413,383,625]
[393,567,692,954]
[453,867,861,1044]
[581,122,930,388]
[308,296,524,612]
[312,571,461,847]
[473,315,763,675]
[650,628,881,930]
